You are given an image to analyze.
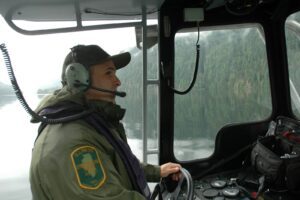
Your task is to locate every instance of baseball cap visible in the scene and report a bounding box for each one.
[61,44,131,85]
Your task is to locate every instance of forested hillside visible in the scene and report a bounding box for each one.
[118,28,272,139]
[120,26,299,139]
[0,81,13,94]
[173,28,271,139]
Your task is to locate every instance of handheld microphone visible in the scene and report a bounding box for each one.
[74,82,126,97]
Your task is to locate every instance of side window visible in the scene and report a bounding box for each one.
[285,11,300,118]
[173,25,272,161]
[0,16,152,199]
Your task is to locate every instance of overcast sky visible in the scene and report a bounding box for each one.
[0,16,136,92]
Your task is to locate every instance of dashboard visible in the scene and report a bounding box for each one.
[177,168,298,200]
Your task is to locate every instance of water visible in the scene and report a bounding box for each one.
[0,177,31,200]
[0,96,36,200]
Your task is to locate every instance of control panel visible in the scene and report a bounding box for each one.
[178,168,298,200]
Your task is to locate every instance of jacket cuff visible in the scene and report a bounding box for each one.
[141,163,161,182]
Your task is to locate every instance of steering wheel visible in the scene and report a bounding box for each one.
[151,168,194,200]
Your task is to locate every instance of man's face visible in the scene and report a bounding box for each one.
[85,59,121,103]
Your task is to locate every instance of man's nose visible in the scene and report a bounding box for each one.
[115,75,121,86]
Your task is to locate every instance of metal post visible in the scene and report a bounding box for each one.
[142,3,148,163]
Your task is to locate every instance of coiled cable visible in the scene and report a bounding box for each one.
[161,23,201,95]
[0,43,93,124]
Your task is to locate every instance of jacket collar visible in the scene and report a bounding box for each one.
[33,86,125,123]
[87,100,126,122]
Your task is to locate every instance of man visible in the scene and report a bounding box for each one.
[30,44,181,200]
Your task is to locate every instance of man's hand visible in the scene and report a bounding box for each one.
[160,162,182,181]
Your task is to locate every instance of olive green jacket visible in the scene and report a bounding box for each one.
[30,87,160,200]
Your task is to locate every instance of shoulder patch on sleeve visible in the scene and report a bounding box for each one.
[71,146,106,190]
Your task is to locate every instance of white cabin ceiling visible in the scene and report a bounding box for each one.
[0,0,165,21]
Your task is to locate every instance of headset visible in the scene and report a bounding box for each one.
[65,46,126,97]
[65,62,90,91]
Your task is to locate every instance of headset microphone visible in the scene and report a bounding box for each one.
[73,82,126,97]
[89,85,127,97]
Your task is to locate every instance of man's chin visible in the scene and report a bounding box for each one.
[85,93,115,103]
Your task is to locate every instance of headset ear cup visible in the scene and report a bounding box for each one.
[65,63,90,91]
